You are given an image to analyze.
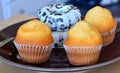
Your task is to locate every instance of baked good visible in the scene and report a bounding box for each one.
[14,19,54,63]
[85,6,116,46]
[64,21,103,66]
[38,3,81,48]
[38,3,81,31]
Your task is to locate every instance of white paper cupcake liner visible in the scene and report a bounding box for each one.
[52,31,68,48]
[101,23,117,46]
[14,41,52,63]
[64,45,102,66]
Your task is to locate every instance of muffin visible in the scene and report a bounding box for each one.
[85,6,117,46]
[64,21,103,66]
[14,19,54,63]
[38,3,81,48]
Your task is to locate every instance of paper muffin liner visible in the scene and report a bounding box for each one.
[14,41,52,63]
[64,45,102,66]
[101,23,117,46]
[52,31,68,48]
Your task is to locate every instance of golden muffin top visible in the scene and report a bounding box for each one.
[64,21,103,46]
[15,19,54,46]
[85,6,115,32]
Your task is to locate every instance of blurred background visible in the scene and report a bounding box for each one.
[0,0,120,22]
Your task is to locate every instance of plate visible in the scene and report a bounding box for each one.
[0,19,120,72]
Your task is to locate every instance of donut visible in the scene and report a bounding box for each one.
[38,3,82,31]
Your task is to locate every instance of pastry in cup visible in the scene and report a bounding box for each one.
[84,6,117,46]
[64,21,103,66]
[14,19,54,63]
[38,3,82,48]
